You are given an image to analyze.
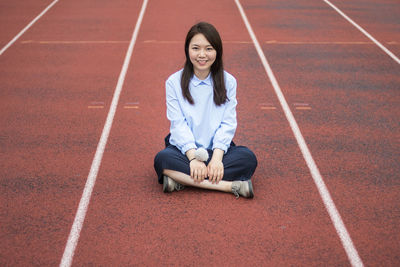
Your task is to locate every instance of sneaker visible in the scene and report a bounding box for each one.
[163,175,185,193]
[231,180,254,198]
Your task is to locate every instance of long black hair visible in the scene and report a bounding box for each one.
[181,22,227,106]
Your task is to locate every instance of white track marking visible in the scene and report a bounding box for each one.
[0,0,60,56]
[234,0,364,266]
[21,40,130,44]
[324,0,400,65]
[59,0,149,266]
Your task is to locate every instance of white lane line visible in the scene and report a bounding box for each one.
[0,0,60,56]
[234,1,364,266]
[323,0,400,65]
[59,0,149,266]
[21,40,130,44]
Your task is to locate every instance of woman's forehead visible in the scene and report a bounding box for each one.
[190,34,212,46]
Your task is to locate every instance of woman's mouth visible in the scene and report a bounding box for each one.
[197,59,208,66]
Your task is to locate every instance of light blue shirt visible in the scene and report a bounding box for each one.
[166,69,237,154]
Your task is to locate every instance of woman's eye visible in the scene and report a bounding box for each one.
[207,47,213,51]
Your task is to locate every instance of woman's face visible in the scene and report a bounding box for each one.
[188,33,217,77]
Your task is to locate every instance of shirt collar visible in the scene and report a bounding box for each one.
[191,73,212,87]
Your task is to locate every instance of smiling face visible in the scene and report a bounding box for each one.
[188,33,217,79]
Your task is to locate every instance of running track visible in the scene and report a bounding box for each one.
[1,0,399,266]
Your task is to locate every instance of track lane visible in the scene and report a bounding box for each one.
[325,0,400,45]
[326,0,400,60]
[71,0,352,265]
[0,0,53,47]
[323,0,399,65]
[240,0,400,265]
[60,1,149,265]
[0,0,142,265]
[3,0,397,265]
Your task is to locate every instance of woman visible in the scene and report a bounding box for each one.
[154,22,257,198]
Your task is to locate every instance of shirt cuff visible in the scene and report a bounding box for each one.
[182,143,197,154]
[212,143,228,153]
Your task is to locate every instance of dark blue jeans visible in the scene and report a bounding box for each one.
[154,134,257,184]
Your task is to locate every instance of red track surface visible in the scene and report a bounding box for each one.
[1,0,399,266]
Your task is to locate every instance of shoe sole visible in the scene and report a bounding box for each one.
[248,180,254,198]
[162,175,168,193]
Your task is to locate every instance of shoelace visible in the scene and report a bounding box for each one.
[231,184,240,198]
[175,183,185,191]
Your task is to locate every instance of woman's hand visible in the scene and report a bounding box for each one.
[207,159,224,184]
[208,149,224,184]
[186,149,207,183]
[190,159,208,183]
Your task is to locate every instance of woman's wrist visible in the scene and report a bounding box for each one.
[187,147,209,163]
[186,148,196,162]
[211,148,224,161]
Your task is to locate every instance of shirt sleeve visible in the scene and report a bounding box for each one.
[166,78,197,154]
[212,75,238,153]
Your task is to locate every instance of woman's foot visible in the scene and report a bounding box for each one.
[231,180,254,198]
[163,175,185,193]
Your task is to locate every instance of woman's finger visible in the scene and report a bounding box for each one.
[194,169,199,182]
[200,167,205,182]
[209,174,214,183]
[213,169,219,183]
[198,169,203,182]
[208,167,214,183]
[216,169,223,183]
[202,167,207,181]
